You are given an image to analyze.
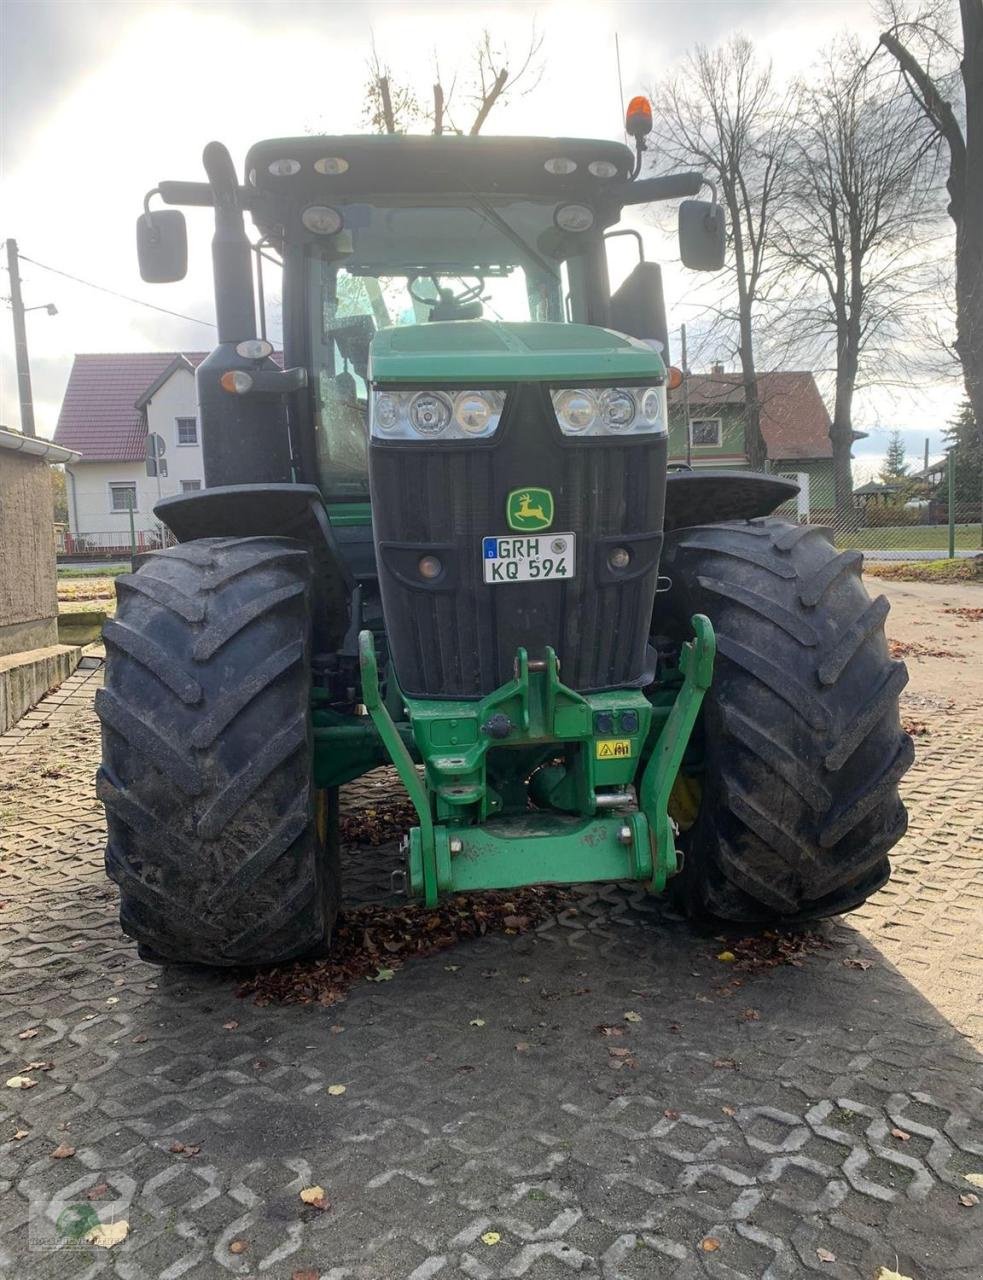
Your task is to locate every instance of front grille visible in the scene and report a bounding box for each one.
[370,384,666,698]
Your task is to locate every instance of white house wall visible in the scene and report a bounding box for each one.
[66,366,204,537]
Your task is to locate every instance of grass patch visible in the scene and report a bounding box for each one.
[58,564,128,578]
[838,524,982,551]
[866,557,983,583]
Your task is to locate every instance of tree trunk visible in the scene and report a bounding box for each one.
[728,188,769,471]
[880,5,983,433]
[737,318,767,470]
[956,0,983,429]
[830,327,861,523]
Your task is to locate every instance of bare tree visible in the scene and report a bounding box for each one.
[776,41,943,517]
[650,37,795,470]
[878,0,983,432]
[364,41,422,134]
[363,26,544,137]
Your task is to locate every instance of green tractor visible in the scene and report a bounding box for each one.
[97,118,913,966]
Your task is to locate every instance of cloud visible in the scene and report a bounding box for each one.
[0,0,958,440]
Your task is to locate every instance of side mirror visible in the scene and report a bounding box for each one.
[678,199,726,271]
[136,209,188,282]
[609,261,670,360]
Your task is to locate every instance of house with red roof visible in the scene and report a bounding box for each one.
[669,367,852,517]
[53,353,208,547]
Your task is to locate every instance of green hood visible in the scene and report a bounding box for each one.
[369,320,665,385]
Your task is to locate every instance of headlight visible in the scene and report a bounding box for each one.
[371,388,505,440]
[551,385,667,436]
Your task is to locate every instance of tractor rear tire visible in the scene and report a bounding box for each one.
[658,518,914,926]
[96,536,340,966]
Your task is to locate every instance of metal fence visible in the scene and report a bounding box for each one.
[771,460,982,561]
[56,524,177,560]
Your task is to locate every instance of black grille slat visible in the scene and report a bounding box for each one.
[370,385,667,698]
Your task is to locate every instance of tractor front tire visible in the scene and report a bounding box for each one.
[659,518,914,926]
[96,536,339,966]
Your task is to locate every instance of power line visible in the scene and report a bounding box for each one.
[12,252,216,328]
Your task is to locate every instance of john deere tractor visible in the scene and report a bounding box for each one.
[97,114,913,965]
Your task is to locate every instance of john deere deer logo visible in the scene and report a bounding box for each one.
[507,487,554,532]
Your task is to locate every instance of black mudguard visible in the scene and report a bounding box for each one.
[664,469,799,532]
[155,483,351,648]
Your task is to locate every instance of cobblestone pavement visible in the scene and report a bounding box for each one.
[1,597,982,1280]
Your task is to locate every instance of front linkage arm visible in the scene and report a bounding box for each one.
[357,617,715,906]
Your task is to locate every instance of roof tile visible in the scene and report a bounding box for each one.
[671,370,833,460]
[53,353,209,461]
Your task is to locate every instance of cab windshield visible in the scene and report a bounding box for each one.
[307,197,584,498]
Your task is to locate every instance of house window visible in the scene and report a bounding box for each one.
[180,480,202,493]
[690,418,722,448]
[109,483,137,513]
[176,417,198,445]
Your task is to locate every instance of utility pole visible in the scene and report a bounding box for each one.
[6,238,37,438]
[681,323,692,467]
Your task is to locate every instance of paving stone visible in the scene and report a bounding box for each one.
[0,663,981,1277]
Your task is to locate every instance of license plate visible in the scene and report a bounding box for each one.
[482,533,576,584]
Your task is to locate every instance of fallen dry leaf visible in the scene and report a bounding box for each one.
[12,1129,29,1140]
[17,1028,39,1040]
[844,957,873,971]
[713,1058,738,1070]
[891,1127,911,1141]
[481,1231,501,1245]
[964,1173,983,1188]
[663,1108,680,1120]
[889,638,960,660]
[717,950,736,963]
[816,1247,836,1262]
[742,1008,761,1021]
[168,1141,201,1157]
[222,1020,239,1031]
[327,1084,346,1096]
[238,888,569,1008]
[292,1270,320,1280]
[132,1034,147,1044]
[5,1076,36,1090]
[84,1220,129,1249]
[623,1011,642,1023]
[721,1105,737,1117]
[596,1024,624,1037]
[873,1269,913,1280]
[366,967,395,982]
[515,1042,530,1052]
[700,1237,721,1252]
[50,1143,76,1159]
[959,1192,979,1207]
[469,1018,486,1027]
[229,1239,248,1255]
[23,1060,54,1072]
[86,1183,110,1201]
[300,1185,330,1210]
[609,1046,632,1058]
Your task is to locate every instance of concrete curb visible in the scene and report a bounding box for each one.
[0,643,82,733]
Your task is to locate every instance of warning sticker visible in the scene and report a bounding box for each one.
[596,738,632,760]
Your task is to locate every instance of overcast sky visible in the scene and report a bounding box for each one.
[0,0,963,472]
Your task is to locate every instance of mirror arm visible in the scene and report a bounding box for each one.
[603,228,646,264]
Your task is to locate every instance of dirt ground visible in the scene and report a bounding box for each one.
[1,573,981,1280]
[867,574,983,701]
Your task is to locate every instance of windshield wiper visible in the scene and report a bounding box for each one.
[464,188,561,284]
